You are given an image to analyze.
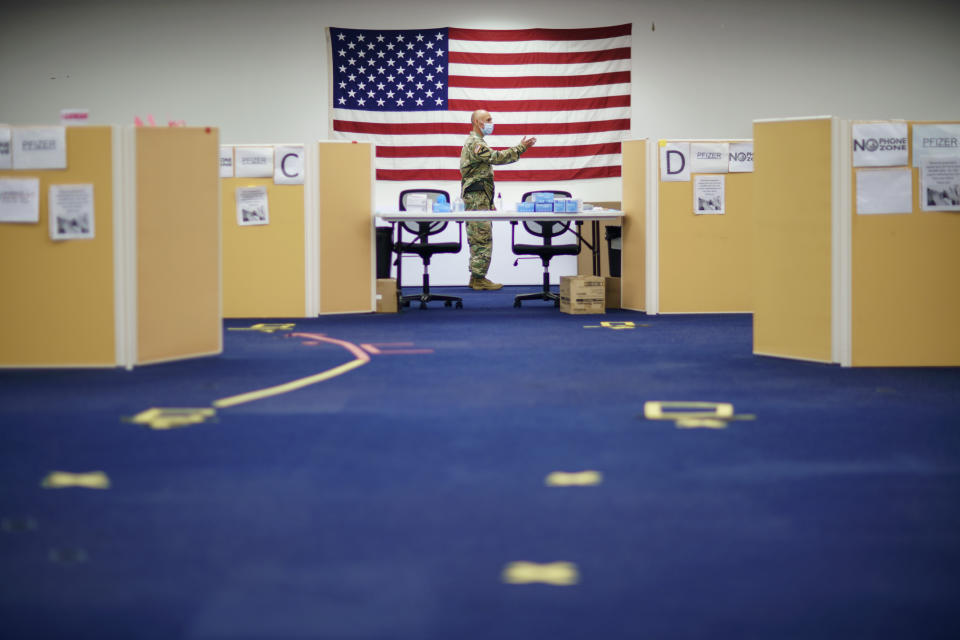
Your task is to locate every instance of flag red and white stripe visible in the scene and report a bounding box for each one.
[330,24,632,182]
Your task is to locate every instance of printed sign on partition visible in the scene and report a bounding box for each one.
[219,146,234,178]
[856,168,912,215]
[693,175,725,214]
[920,157,960,212]
[274,145,304,185]
[660,142,690,182]
[0,177,40,223]
[728,142,753,173]
[49,184,95,240]
[0,126,11,169]
[234,146,274,178]
[690,143,729,174]
[12,127,67,170]
[852,122,908,167]
[912,124,960,167]
[236,186,270,225]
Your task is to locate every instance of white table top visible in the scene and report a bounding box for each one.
[375,208,624,223]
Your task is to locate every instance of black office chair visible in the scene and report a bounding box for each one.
[511,190,580,307]
[394,189,463,310]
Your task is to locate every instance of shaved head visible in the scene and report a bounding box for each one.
[471,109,492,135]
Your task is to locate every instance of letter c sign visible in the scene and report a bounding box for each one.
[273,145,305,185]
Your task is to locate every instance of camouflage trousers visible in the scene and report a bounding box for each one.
[463,190,493,278]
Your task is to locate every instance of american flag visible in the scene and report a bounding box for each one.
[329,24,631,182]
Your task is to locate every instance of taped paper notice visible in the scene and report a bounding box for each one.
[660,142,690,182]
[274,145,304,185]
[912,123,960,167]
[13,126,67,170]
[921,157,960,212]
[219,146,234,178]
[856,168,912,215]
[0,126,11,169]
[0,177,40,223]
[852,122,908,167]
[234,146,274,178]
[690,142,729,174]
[49,184,95,240]
[236,185,270,225]
[693,174,725,214]
[728,142,753,172]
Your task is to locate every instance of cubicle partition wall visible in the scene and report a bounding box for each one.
[752,116,960,367]
[0,126,221,368]
[656,139,753,314]
[316,141,375,315]
[849,120,960,366]
[221,150,307,318]
[620,139,647,311]
[752,116,837,363]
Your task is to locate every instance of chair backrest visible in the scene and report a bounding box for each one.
[520,190,573,239]
[399,188,451,237]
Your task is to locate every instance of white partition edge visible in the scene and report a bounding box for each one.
[836,119,853,366]
[304,141,319,317]
[646,138,659,314]
[116,126,138,369]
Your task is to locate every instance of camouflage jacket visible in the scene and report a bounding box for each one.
[459,131,526,198]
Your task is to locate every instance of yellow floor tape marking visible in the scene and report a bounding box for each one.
[545,470,603,487]
[502,561,580,586]
[212,333,371,409]
[583,321,642,329]
[226,323,296,334]
[41,471,110,490]
[128,407,216,430]
[643,401,755,429]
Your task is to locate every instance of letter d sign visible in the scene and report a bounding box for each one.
[660,142,690,182]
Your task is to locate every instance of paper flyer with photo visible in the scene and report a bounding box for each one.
[920,157,960,212]
[234,146,274,178]
[660,142,690,182]
[0,177,40,223]
[690,142,729,174]
[693,175,725,214]
[0,126,11,170]
[728,142,753,173]
[912,123,960,167]
[12,126,67,170]
[855,168,912,215]
[49,184,95,240]
[219,146,234,178]
[236,186,270,225]
[274,145,304,185]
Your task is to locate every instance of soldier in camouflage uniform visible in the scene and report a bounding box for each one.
[460,109,537,290]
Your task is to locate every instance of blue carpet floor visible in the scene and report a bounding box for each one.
[1,286,959,639]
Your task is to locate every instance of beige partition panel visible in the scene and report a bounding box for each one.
[0,127,116,366]
[753,118,834,362]
[221,177,306,317]
[621,139,646,311]
[316,141,374,314]
[658,144,753,313]
[850,120,960,366]
[136,127,221,364]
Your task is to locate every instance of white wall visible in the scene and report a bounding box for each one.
[4,0,958,285]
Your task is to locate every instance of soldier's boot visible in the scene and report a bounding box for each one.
[469,276,503,290]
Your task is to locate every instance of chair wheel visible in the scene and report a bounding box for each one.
[514,300,521,308]
[419,302,427,310]
[456,301,463,309]
[402,300,410,307]
[445,300,452,307]
[554,300,560,307]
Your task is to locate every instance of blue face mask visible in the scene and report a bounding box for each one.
[482,122,494,135]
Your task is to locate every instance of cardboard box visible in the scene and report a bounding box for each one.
[605,277,621,309]
[559,275,605,315]
[376,278,397,313]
